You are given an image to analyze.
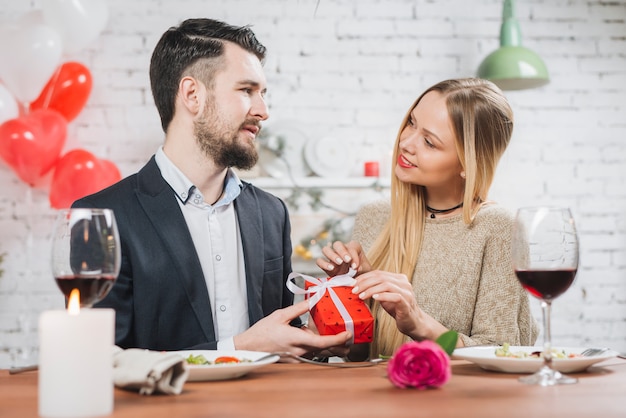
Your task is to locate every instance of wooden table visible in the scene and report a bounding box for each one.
[1,359,625,418]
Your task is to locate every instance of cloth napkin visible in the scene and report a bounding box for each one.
[112,346,189,395]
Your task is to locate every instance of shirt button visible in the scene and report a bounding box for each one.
[219,305,226,312]
[215,255,221,261]
[181,192,187,199]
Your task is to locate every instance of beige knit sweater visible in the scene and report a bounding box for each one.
[352,200,539,347]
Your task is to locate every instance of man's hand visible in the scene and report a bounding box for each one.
[233,300,352,357]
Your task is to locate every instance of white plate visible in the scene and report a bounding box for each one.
[304,134,352,178]
[452,346,618,374]
[258,121,312,178]
[175,350,280,381]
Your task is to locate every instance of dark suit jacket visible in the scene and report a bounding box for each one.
[73,156,295,350]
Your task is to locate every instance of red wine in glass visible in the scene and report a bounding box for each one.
[54,274,117,308]
[512,206,579,386]
[51,208,121,309]
[514,269,577,301]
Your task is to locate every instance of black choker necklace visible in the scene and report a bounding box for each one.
[426,202,463,218]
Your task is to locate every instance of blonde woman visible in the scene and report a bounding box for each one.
[318,78,539,360]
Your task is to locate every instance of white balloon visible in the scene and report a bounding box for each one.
[42,0,109,54]
[0,84,19,124]
[0,22,63,104]
[18,10,45,26]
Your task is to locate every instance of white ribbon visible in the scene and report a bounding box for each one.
[286,268,357,344]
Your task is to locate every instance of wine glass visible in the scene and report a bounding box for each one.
[511,206,579,386]
[51,208,121,308]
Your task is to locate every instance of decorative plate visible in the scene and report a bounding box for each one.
[258,121,312,179]
[304,133,353,178]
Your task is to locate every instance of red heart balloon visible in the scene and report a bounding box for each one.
[49,149,121,209]
[0,109,67,185]
[30,61,92,122]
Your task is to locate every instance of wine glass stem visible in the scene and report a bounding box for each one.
[541,300,553,368]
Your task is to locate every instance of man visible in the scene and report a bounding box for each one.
[73,18,351,356]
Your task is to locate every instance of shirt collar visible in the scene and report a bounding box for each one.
[154,146,242,206]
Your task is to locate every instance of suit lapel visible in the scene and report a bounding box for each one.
[135,158,216,342]
[235,185,265,324]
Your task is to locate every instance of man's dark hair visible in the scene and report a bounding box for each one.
[149,18,266,132]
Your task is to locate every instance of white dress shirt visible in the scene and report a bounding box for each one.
[155,147,248,350]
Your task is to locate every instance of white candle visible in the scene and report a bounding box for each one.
[38,306,115,418]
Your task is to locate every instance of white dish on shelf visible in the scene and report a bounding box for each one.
[257,121,312,179]
[175,350,280,381]
[304,134,352,178]
[452,346,618,374]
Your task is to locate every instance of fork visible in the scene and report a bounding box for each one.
[9,352,383,375]
[8,365,38,375]
[258,352,384,368]
[580,347,610,357]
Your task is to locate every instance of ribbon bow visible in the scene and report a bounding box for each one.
[286,269,357,344]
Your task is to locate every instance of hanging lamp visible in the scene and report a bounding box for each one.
[477,0,549,90]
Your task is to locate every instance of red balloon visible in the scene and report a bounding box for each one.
[49,149,121,209]
[0,109,67,186]
[30,61,93,122]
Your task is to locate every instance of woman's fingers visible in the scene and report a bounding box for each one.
[352,271,411,299]
[317,240,364,276]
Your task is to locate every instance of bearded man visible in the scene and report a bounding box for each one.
[73,18,351,356]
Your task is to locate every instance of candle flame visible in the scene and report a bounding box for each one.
[68,288,80,315]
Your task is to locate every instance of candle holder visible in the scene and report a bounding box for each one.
[39,208,120,417]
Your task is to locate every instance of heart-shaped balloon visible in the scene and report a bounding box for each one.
[42,0,109,54]
[31,62,93,122]
[0,109,67,186]
[49,149,121,209]
[0,22,63,104]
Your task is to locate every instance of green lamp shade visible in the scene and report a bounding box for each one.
[477,46,549,90]
[477,0,549,91]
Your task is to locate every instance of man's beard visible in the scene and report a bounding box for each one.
[194,107,259,170]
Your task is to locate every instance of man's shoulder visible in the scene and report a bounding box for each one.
[239,181,286,208]
[73,159,157,207]
[72,173,138,208]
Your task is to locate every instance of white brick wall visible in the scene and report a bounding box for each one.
[0,0,625,368]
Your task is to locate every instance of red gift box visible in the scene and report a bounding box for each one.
[303,277,374,344]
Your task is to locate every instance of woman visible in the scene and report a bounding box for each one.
[318,78,539,359]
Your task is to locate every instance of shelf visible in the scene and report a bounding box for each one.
[244,176,390,189]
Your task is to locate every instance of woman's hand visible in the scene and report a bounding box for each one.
[354,270,455,344]
[316,240,372,277]
[352,270,423,337]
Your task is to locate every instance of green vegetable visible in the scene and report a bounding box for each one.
[186,354,210,365]
[494,343,511,357]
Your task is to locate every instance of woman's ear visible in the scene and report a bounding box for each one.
[179,76,202,114]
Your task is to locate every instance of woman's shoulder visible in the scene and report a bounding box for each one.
[352,199,390,248]
[473,203,515,230]
[357,199,391,218]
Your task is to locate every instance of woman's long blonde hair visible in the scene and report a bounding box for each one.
[368,78,514,358]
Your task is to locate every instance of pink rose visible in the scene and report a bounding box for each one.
[387,340,451,389]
